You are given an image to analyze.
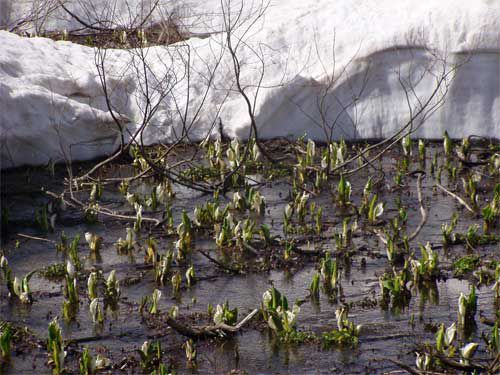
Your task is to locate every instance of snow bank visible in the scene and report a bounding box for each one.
[0,31,134,167]
[1,0,500,168]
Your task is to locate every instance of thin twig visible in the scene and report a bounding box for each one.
[386,359,423,375]
[436,183,476,214]
[198,250,244,274]
[17,233,57,244]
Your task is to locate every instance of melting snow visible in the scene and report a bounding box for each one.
[1,0,499,167]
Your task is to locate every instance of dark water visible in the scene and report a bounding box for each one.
[1,144,498,374]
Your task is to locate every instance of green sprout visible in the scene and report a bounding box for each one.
[79,347,95,375]
[334,218,355,251]
[484,322,499,354]
[85,232,102,255]
[155,251,173,286]
[63,260,79,321]
[133,203,143,232]
[87,271,99,300]
[458,285,477,329]
[459,342,479,366]
[47,318,65,375]
[367,194,384,225]
[194,200,226,227]
[55,232,68,253]
[322,140,346,172]
[482,183,500,233]
[62,234,81,271]
[322,308,361,348]
[9,270,35,304]
[309,273,320,300]
[171,272,182,296]
[89,298,104,325]
[385,236,401,264]
[115,227,136,254]
[443,130,452,157]
[283,203,293,234]
[357,177,374,217]
[336,175,351,207]
[232,191,246,211]
[458,137,471,160]
[131,146,148,172]
[493,265,500,299]
[379,267,411,312]
[149,289,162,314]
[249,188,266,215]
[482,206,496,233]
[261,287,301,341]
[0,323,13,363]
[175,210,193,261]
[216,214,234,248]
[418,139,426,162]
[118,180,129,195]
[441,213,458,246]
[138,341,162,373]
[185,265,195,287]
[462,175,480,211]
[144,237,158,265]
[435,322,457,354]
[295,191,310,223]
[227,139,241,169]
[259,224,273,245]
[305,139,316,166]
[320,253,340,293]
[401,135,412,157]
[146,187,158,209]
[104,270,120,306]
[415,352,432,372]
[213,301,238,326]
[125,192,138,206]
[184,339,197,368]
[410,243,439,284]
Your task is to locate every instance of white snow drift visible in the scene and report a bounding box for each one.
[1,0,500,168]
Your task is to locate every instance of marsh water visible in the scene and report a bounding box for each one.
[1,143,499,374]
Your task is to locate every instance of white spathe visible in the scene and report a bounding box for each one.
[1,0,500,168]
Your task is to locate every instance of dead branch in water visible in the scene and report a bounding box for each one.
[165,308,259,339]
[436,183,476,214]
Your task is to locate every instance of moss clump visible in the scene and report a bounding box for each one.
[40,263,66,280]
[452,255,480,277]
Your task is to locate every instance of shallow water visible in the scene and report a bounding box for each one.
[1,143,499,374]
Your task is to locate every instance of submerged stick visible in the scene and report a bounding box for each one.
[436,183,476,214]
[17,233,57,244]
[165,308,259,339]
[288,244,325,256]
[434,353,486,372]
[197,250,244,274]
[386,359,424,375]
